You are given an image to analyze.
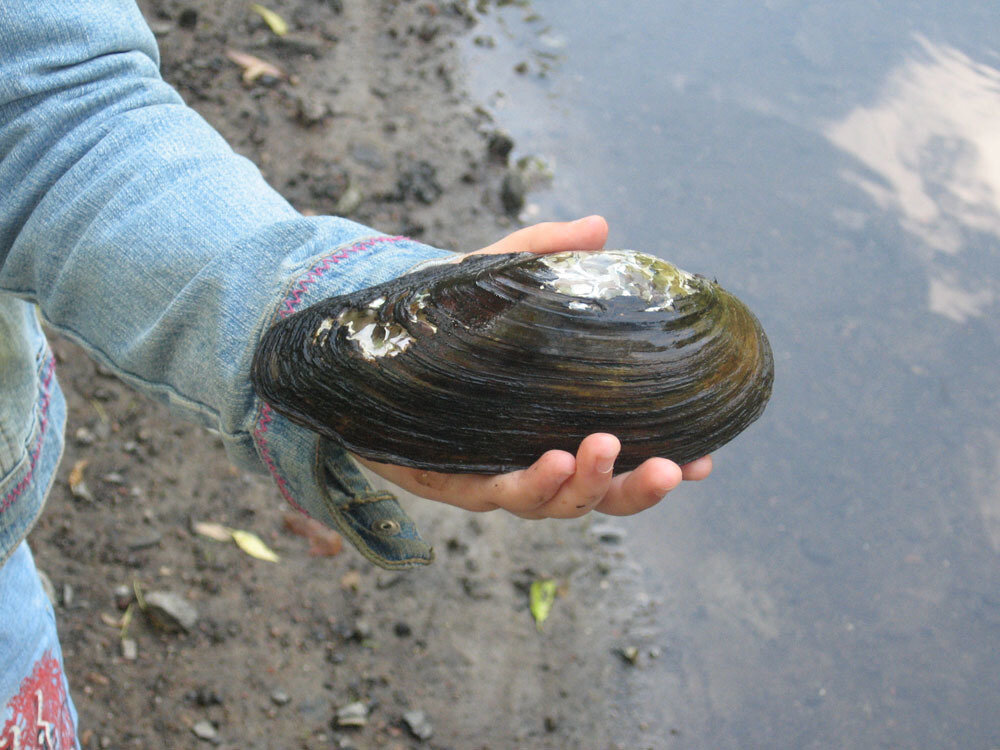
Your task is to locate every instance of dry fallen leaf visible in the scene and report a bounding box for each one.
[231,529,280,562]
[193,520,281,562]
[250,3,288,36]
[68,459,93,501]
[283,512,343,557]
[192,520,233,542]
[225,48,286,84]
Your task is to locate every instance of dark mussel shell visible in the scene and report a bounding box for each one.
[251,250,773,473]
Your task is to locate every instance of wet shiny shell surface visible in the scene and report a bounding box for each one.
[251,250,774,473]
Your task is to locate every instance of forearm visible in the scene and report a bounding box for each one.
[0,0,451,452]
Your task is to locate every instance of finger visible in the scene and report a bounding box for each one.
[484,449,577,515]
[680,454,713,481]
[475,215,609,256]
[353,451,576,514]
[594,457,682,516]
[520,433,620,519]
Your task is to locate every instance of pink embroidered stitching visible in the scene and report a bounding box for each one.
[1,356,56,514]
[252,403,307,514]
[256,237,404,514]
[278,236,404,318]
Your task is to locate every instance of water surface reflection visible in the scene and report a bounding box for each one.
[464,3,1000,747]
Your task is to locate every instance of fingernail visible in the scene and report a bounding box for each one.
[595,453,616,474]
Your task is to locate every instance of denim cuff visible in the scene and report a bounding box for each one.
[249,234,453,568]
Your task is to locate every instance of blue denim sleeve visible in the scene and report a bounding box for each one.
[0,0,455,567]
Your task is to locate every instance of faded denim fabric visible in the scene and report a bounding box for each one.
[0,542,80,749]
[0,0,454,569]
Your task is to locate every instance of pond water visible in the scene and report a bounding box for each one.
[464,2,1000,747]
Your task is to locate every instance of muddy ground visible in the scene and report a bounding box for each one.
[29,1,670,748]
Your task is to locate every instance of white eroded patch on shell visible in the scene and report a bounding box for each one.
[538,250,697,311]
[335,293,436,361]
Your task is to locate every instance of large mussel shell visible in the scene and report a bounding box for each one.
[252,250,773,473]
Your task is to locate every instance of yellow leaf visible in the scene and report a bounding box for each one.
[250,3,288,36]
[193,520,233,542]
[231,529,280,562]
[529,579,558,631]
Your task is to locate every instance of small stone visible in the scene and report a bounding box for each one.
[177,8,198,29]
[61,583,74,608]
[74,427,96,445]
[402,709,433,741]
[487,130,514,161]
[396,160,442,204]
[191,720,217,742]
[187,687,224,707]
[147,19,173,36]
[121,638,138,661]
[335,701,368,728]
[295,94,330,126]
[334,186,363,217]
[143,591,198,633]
[393,622,412,638]
[590,522,627,544]
[500,170,526,215]
[127,531,163,550]
[270,689,291,706]
[113,584,133,610]
[351,618,373,641]
[617,646,640,665]
[349,142,386,171]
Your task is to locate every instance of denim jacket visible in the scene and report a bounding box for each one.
[0,0,454,568]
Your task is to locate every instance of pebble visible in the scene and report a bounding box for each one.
[335,701,369,728]
[270,689,291,706]
[74,427,96,446]
[143,591,199,633]
[401,709,433,741]
[295,94,330,126]
[121,638,138,661]
[590,522,627,545]
[499,170,526,215]
[616,646,640,666]
[113,584,133,610]
[487,130,514,161]
[177,8,198,29]
[191,720,217,742]
[396,160,442,204]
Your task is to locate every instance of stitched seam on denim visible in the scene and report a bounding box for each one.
[341,493,397,508]
[277,235,405,319]
[254,236,404,514]
[0,355,55,514]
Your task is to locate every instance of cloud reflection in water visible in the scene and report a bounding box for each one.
[826,36,1000,322]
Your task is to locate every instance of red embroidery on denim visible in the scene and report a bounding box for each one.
[278,236,404,318]
[0,650,75,749]
[258,237,404,514]
[252,403,308,515]
[0,357,56,515]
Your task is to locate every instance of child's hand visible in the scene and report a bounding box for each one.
[354,216,714,519]
[355,434,712,519]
